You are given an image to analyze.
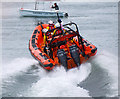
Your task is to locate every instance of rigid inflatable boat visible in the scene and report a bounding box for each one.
[29,22,97,71]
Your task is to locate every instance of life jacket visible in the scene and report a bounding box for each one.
[46,24,55,39]
[53,25,64,35]
[55,29,62,35]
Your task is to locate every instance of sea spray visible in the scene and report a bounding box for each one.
[23,63,91,97]
[2,57,38,79]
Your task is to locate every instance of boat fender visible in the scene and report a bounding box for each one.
[38,31,40,34]
[32,35,36,39]
[33,29,38,34]
[90,46,92,48]
[91,47,97,53]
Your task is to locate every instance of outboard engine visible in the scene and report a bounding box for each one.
[69,45,80,66]
[57,49,68,70]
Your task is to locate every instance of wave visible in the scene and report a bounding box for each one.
[80,50,118,97]
[92,51,118,97]
[2,50,118,97]
[2,57,91,97]
[2,57,38,79]
[22,63,91,97]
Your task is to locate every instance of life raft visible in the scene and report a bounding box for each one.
[29,22,97,71]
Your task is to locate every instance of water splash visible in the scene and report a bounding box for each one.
[23,63,91,97]
[2,57,38,79]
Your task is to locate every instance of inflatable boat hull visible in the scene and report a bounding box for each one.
[29,24,97,70]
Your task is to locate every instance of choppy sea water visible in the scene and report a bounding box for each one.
[1,2,118,98]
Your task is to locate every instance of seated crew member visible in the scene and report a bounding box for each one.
[53,19,65,35]
[43,20,56,58]
[51,3,59,10]
[53,22,62,35]
[43,20,56,44]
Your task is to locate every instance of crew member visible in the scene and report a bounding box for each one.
[51,3,59,10]
[53,22,63,35]
[43,20,56,44]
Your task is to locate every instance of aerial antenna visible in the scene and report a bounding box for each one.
[35,0,37,10]
[56,11,62,29]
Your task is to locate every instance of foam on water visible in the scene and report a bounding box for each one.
[2,57,91,97]
[2,58,38,79]
[2,50,118,97]
[23,63,91,97]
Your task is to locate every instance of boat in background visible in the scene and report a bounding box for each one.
[20,8,68,17]
[19,0,68,17]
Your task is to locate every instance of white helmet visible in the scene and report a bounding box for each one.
[42,28,48,33]
[55,22,60,27]
[55,22,64,27]
[48,20,53,24]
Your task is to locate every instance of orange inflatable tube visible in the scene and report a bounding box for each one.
[29,24,97,71]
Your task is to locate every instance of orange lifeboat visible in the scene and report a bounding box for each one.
[29,22,97,71]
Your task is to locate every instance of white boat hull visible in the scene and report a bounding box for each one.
[19,9,66,17]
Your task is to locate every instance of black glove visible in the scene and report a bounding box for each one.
[58,19,62,23]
